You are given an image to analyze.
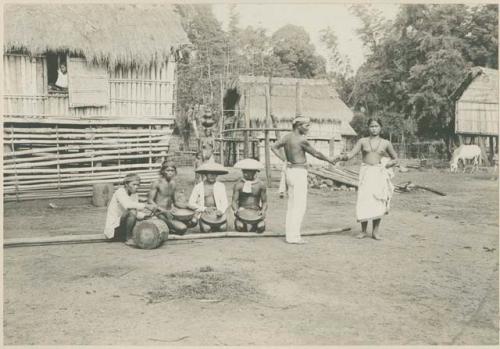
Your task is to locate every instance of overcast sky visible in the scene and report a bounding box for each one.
[212,3,399,73]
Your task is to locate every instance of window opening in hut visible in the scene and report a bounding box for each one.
[47,53,68,94]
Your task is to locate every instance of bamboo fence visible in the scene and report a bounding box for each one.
[3,122,173,201]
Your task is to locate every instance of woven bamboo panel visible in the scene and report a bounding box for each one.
[3,122,173,201]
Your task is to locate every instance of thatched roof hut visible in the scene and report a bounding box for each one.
[451,67,498,136]
[225,75,356,136]
[4,3,190,68]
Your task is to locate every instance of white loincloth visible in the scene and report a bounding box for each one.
[356,161,394,222]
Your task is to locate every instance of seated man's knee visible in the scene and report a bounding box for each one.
[200,221,211,233]
[235,219,245,232]
[187,217,198,228]
[256,220,265,234]
[169,220,187,235]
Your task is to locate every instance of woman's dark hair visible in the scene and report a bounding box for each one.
[367,118,382,127]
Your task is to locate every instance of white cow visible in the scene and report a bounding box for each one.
[450,144,482,173]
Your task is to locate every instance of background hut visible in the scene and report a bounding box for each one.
[222,75,356,166]
[3,4,190,201]
[451,67,498,162]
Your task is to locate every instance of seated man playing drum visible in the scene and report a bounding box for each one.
[232,158,267,233]
[104,173,157,245]
[188,162,229,233]
[148,161,197,235]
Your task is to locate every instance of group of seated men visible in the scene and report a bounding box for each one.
[103,158,267,245]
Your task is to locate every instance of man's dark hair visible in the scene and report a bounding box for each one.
[160,160,177,174]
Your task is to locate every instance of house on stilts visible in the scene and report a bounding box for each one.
[222,75,356,166]
[450,66,498,163]
[3,3,190,201]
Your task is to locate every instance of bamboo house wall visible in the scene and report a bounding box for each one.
[4,53,177,119]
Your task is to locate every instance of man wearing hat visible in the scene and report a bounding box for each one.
[104,173,157,245]
[188,162,229,233]
[232,158,268,233]
[271,115,336,244]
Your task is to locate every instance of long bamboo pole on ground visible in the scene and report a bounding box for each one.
[3,227,351,248]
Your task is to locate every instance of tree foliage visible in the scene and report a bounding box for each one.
[348,4,498,146]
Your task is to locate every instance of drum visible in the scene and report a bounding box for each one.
[200,210,227,225]
[132,218,169,249]
[170,207,195,222]
[236,208,263,224]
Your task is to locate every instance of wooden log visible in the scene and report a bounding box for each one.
[4,152,167,169]
[92,183,115,207]
[3,141,169,158]
[4,134,169,145]
[3,227,351,247]
[4,162,162,174]
[309,168,358,187]
[414,185,446,196]
[4,145,168,166]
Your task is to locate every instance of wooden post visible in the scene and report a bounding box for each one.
[329,138,335,170]
[295,80,302,116]
[243,90,250,158]
[489,136,494,164]
[56,125,61,195]
[264,84,272,187]
[219,74,225,165]
[148,125,153,170]
[10,126,19,202]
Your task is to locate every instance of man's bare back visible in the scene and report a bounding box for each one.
[272,124,335,165]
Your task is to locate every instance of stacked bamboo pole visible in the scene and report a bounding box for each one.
[4,123,172,202]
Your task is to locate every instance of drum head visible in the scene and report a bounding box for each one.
[236,208,262,224]
[171,207,195,221]
[200,211,226,225]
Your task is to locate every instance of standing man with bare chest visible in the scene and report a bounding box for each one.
[271,116,336,244]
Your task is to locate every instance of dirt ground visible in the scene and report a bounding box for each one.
[3,166,499,345]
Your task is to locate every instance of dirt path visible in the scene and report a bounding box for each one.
[3,168,498,345]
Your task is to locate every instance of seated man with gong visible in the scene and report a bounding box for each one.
[232,158,267,233]
[188,162,229,233]
[148,161,197,235]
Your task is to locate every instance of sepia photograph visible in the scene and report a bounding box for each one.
[2,1,498,345]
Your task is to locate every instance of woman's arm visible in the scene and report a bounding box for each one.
[384,141,399,168]
[336,138,363,162]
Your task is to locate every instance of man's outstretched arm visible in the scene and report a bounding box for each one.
[302,140,335,164]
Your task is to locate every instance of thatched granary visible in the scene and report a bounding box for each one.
[451,67,498,160]
[4,3,189,120]
[223,75,356,165]
[3,4,191,201]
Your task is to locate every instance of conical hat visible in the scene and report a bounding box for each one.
[195,162,228,174]
[234,158,264,171]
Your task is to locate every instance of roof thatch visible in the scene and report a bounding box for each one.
[450,67,498,104]
[4,4,190,68]
[226,75,356,136]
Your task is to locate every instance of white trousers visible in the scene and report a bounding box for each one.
[285,168,308,242]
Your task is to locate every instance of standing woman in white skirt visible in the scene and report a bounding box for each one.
[335,118,398,240]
